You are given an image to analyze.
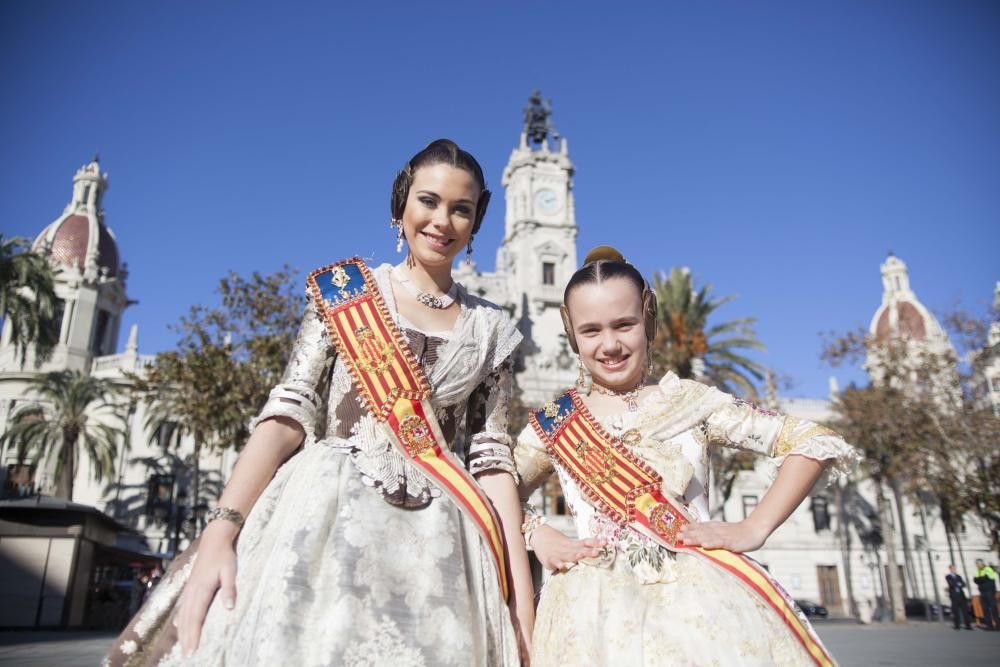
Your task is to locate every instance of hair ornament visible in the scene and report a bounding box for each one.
[582,245,626,266]
[562,244,658,354]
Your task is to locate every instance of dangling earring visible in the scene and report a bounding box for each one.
[576,356,592,395]
[391,218,405,253]
[466,238,473,263]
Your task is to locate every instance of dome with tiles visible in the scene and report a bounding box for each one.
[32,159,121,279]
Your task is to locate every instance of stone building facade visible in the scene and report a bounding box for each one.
[0,159,230,628]
[0,97,995,627]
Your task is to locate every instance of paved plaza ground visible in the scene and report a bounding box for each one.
[0,620,997,666]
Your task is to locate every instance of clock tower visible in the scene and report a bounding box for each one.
[499,91,579,403]
[455,92,582,405]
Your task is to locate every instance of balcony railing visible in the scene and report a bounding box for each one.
[91,353,155,374]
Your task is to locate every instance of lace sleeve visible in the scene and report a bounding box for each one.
[466,357,518,481]
[704,398,860,486]
[513,422,554,500]
[248,293,336,447]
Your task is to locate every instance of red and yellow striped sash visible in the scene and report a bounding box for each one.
[307,258,509,601]
[531,390,834,667]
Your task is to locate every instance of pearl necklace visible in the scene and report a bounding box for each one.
[592,378,645,412]
[393,265,459,309]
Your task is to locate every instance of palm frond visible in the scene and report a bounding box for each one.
[650,266,766,396]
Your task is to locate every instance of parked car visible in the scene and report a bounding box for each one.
[795,600,829,618]
[904,597,951,619]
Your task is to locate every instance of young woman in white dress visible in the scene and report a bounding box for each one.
[106,140,533,666]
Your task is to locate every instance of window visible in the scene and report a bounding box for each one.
[4,463,37,498]
[156,421,178,449]
[542,262,555,286]
[543,479,567,515]
[146,474,175,519]
[812,496,831,531]
[51,299,65,343]
[91,309,112,355]
[742,494,758,520]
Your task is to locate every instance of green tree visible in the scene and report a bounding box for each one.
[0,234,59,366]
[822,327,988,620]
[0,370,124,501]
[130,267,301,525]
[650,267,766,396]
[829,379,915,623]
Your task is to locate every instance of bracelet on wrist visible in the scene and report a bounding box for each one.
[520,513,547,548]
[205,506,245,528]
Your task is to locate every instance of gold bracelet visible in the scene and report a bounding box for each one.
[205,506,245,528]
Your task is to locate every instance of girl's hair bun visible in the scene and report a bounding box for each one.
[583,245,626,265]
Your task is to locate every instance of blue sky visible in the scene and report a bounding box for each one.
[3,1,998,398]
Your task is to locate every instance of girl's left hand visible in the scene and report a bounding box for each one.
[677,519,769,553]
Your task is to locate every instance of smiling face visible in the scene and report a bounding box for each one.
[402,163,480,270]
[566,276,648,390]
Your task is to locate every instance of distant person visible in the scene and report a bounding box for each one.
[143,565,163,603]
[974,559,999,630]
[945,564,973,630]
[104,140,529,665]
[129,573,149,618]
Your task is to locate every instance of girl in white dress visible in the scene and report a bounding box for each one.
[106,140,533,666]
[513,246,858,666]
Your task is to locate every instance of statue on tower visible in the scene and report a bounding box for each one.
[523,89,559,146]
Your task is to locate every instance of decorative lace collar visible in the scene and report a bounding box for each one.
[372,263,521,407]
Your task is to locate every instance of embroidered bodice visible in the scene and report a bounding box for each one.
[515,372,860,583]
[251,263,523,507]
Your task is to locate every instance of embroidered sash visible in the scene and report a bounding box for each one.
[531,390,834,667]
[307,258,509,601]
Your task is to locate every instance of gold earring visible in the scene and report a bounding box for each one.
[576,356,592,395]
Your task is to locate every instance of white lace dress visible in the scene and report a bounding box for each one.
[514,372,860,667]
[107,264,523,667]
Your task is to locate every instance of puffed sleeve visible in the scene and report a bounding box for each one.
[513,421,555,501]
[248,293,336,446]
[466,357,519,480]
[703,397,860,485]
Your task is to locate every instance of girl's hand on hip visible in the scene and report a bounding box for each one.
[677,519,769,553]
[529,524,606,572]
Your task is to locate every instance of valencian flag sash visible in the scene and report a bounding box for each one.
[307,258,509,601]
[531,390,835,667]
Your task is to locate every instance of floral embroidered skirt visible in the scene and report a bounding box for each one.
[105,443,519,667]
[531,551,830,667]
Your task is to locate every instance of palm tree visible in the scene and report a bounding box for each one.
[1,370,124,501]
[650,267,766,395]
[0,234,59,366]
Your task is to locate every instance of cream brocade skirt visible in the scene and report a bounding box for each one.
[105,442,519,667]
[531,552,821,667]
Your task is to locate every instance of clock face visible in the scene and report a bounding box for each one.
[534,188,562,216]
